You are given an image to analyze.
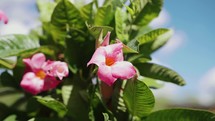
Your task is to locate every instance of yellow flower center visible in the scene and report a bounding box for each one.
[36,70,46,79]
[105,57,115,66]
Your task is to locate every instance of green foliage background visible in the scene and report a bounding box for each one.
[0,0,214,121]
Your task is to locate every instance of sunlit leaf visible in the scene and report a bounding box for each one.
[135,63,186,86]
[80,2,94,22]
[144,109,215,121]
[138,28,173,55]
[0,35,39,58]
[133,0,163,26]
[124,79,155,118]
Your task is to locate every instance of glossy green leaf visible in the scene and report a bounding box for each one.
[138,29,173,55]
[139,76,164,89]
[36,96,68,117]
[123,80,155,118]
[134,63,186,86]
[133,0,163,26]
[3,114,17,121]
[0,34,39,58]
[62,84,73,105]
[94,5,113,26]
[36,0,57,22]
[51,0,85,29]
[144,109,215,121]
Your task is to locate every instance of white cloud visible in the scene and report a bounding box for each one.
[198,67,215,106]
[0,21,29,35]
[150,9,171,28]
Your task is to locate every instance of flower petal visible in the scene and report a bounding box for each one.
[87,47,106,66]
[101,31,111,46]
[42,76,60,91]
[97,64,117,86]
[31,53,46,69]
[0,10,8,24]
[20,72,44,95]
[104,42,124,61]
[45,61,69,80]
[111,61,136,79]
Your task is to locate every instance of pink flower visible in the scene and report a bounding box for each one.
[20,53,68,95]
[0,10,8,24]
[87,32,136,86]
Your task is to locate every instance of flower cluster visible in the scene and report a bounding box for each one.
[87,32,136,86]
[20,53,69,95]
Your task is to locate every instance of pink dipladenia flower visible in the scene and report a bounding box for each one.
[0,10,8,24]
[87,32,136,86]
[20,53,69,95]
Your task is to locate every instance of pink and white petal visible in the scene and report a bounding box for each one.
[111,61,136,80]
[20,72,44,95]
[97,64,117,86]
[42,76,60,91]
[87,47,106,66]
[101,31,111,46]
[31,53,46,69]
[23,58,33,72]
[0,10,8,24]
[51,61,69,80]
[104,43,124,61]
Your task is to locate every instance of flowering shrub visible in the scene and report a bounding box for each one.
[0,0,214,121]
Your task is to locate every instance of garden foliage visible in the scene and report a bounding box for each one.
[0,0,214,121]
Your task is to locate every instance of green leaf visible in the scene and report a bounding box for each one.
[125,39,139,53]
[0,58,15,69]
[80,2,94,22]
[103,113,111,121]
[134,63,186,86]
[138,29,173,55]
[123,80,155,118]
[0,34,40,58]
[3,114,17,121]
[86,23,113,39]
[35,96,68,117]
[36,0,57,22]
[94,5,113,26]
[50,0,85,43]
[115,7,128,41]
[133,0,163,26]
[62,84,73,105]
[0,71,18,88]
[144,109,215,121]
[139,76,164,89]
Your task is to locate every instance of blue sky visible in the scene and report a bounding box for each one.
[0,0,215,106]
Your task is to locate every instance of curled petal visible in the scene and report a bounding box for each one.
[87,47,106,66]
[101,31,111,46]
[104,43,124,61]
[31,53,46,69]
[111,61,136,79]
[46,61,69,80]
[97,64,117,86]
[0,10,8,24]
[20,72,44,95]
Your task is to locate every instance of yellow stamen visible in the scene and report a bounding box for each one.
[36,70,46,79]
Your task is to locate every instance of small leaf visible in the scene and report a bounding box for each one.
[86,23,113,39]
[124,80,155,118]
[35,96,68,117]
[62,84,73,105]
[126,39,139,53]
[134,63,186,86]
[145,108,215,121]
[0,34,39,58]
[0,58,15,69]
